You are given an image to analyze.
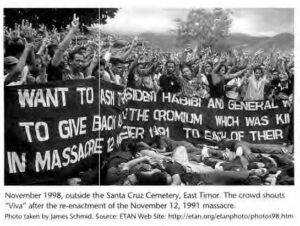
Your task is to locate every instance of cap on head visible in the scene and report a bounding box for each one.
[4,56,19,67]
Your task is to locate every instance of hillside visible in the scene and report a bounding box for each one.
[224,32,294,53]
[134,32,294,53]
[101,30,294,53]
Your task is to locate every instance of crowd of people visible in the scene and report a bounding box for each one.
[4,14,101,185]
[4,14,99,86]
[100,34,294,102]
[100,34,294,186]
[102,135,294,186]
[4,15,294,186]
[4,15,294,102]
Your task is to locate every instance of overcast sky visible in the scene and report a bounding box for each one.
[101,8,294,36]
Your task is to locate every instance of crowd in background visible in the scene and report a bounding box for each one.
[3,15,294,186]
[4,15,294,103]
[100,34,294,102]
[4,14,99,86]
[100,33,294,186]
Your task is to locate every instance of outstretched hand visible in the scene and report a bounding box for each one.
[8,23,21,42]
[20,19,34,43]
[70,13,80,30]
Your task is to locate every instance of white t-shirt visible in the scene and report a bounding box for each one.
[244,74,268,101]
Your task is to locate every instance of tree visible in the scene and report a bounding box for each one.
[174,8,233,48]
[4,8,99,30]
[100,8,119,25]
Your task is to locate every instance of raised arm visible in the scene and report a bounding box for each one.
[106,63,118,83]
[224,67,247,80]
[51,14,80,67]
[210,57,223,85]
[36,48,50,83]
[5,40,33,85]
[119,36,138,61]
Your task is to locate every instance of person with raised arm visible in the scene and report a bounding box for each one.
[47,14,80,81]
[4,39,34,86]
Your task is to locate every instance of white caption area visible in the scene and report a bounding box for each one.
[2,186,299,226]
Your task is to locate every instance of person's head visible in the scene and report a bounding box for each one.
[155,62,163,73]
[166,60,175,75]
[34,56,42,72]
[100,66,106,78]
[112,62,124,75]
[141,76,154,89]
[254,66,263,80]
[218,64,228,76]
[204,61,213,75]
[69,50,84,72]
[27,60,40,77]
[99,59,106,77]
[105,166,127,185]
[4,40,25,59]
[279,73,289,84]
[124,171,172,185]
[85,46,93,57]
[93,68,100,78]
[47,44,59,58]
[191,59,200,74]
[182,66,193,80]
[272,70,279,80]
[4,56,18,74]
[136,63,146,73]
[76,46,86,55]
[120,138,137,154]
[138,55,147,65]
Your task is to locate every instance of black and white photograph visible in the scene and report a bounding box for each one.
[4,8,102,185]
[3,7,294,186]
[99,8,294,186]
[1,0,300,225]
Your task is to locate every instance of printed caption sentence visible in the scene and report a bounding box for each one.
[4,191,295,221]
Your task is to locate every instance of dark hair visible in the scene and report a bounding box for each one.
[4,42,25,58]
[205,61,213,68]
[127,63,140,87]
[100,59,106,66]
[4,64,16,71]
[148,135,161,147]
[47,44,58,58]
[253,66,263,72]
[165,60,175,66]
[135,172,167,185]
[110,57,125,65]
[217,64,228,74]
[119,138,138,155]
[69,49,83,61]
[180,63,191,72]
